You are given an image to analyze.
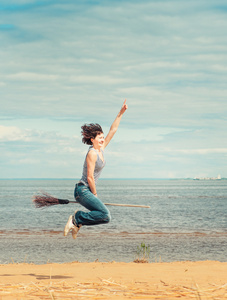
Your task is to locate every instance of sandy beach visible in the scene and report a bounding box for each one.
[0,261,226,299]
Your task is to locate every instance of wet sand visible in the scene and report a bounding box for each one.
[0,260,226,299]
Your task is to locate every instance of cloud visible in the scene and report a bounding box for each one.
[0,125,81,152]
[0,125,29,141]
[69,75,128,85]
[0,124,85,177]
[161,148,227,155]
[7,72,59,81]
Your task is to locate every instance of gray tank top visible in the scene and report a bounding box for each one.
[80,146,106,186]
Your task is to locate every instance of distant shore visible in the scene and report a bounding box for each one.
[0,177,226,180]
[1,261,226,299]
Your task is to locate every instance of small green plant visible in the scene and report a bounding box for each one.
[134,242,150,263]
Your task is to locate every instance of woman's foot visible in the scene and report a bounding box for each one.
[64,215,74,236]
[72,224,82,239]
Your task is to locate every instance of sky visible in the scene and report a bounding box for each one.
[0,0,227,179]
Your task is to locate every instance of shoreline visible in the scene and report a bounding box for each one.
[1,260,226,299]
[1,230,227,264]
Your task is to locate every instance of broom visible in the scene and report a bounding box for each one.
[32,192,150,208]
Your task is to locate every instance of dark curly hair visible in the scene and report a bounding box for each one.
[81,123,103,145]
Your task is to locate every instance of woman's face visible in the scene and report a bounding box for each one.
[91,133,104,148]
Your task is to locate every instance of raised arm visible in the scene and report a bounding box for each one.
[103,99,128,149]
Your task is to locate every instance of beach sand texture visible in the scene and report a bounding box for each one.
[0,261,226,299]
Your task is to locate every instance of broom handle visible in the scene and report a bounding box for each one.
[67,200,150,208]
[105,203,150,208]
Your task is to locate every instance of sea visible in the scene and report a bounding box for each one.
[0,179,226,264]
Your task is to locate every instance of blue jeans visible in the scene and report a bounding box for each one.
[73,183,111,226]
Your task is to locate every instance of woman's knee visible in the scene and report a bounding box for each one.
[103,212,111,223]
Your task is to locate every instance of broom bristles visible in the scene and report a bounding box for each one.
[32,192,60,208]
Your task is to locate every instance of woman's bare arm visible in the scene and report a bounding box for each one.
[103,99,128,149]
[86,150,98,196]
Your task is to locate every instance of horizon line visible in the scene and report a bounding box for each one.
[0,177,226,180]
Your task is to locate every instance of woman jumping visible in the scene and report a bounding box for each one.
[64,100,128,239]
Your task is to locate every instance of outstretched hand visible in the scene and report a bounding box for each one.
[120,99,128,115]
